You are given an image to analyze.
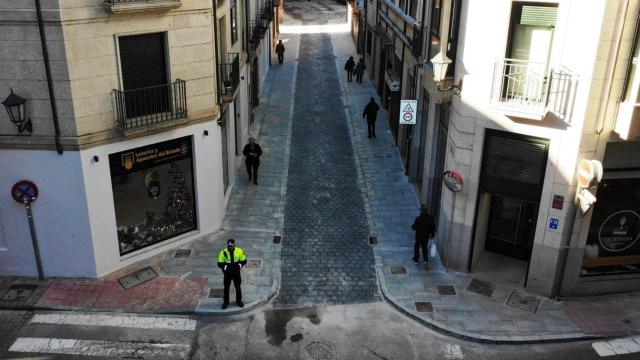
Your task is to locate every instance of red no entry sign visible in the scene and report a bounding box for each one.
[11,180,38,204]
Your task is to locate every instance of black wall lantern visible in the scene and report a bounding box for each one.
[2,89,32,135]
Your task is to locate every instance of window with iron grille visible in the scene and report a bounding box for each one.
[427,0,461,76]
[231,0,238,45]
[366,30,372,55]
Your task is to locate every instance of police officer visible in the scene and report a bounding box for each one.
[218,238,247,309]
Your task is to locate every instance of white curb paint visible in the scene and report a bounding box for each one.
[9,337,191,358]
[592,336,640,357]
[443,343,464,359]
[30,313,197,331]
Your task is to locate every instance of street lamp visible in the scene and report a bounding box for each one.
[2,89,32,135]
[430,51,462,95]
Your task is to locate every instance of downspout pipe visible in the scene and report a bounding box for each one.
[35,0,63,154]
[595,0,629,134]
[213,0,221,105]
[620,5,640,102]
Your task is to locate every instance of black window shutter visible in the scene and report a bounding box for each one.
[119,33,168,91]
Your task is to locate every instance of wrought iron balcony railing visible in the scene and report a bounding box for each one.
[113,80,187,132]
[218,53,240,102]
[491,58,576,121]
[411,24,423,60]
[103,0,181,14]
[260,1,274,21]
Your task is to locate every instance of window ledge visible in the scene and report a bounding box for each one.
[103,0,182,14]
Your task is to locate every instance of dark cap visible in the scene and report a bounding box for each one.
[227,238,236,245]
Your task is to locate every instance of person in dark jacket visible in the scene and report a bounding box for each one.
[355,58,366,83]
[243,137,262,185]
[411,206,436,264]
[275,40,285,64]
[217,238,247,309]
[345,56,356,83]
[362,97,379,138]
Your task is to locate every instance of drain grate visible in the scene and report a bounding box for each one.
[506,291,541,313]
[2,285,37,301]
[174,249,192,258]
[303,341,336,360]
[245,259,262,269]
[368,236,378,245]
[117,267,158,290]
[466,278,494,297]
[390,266,407,275]
[436,285,457,296]
[273,235,281,244]
[208,288,224,298]
[414,302,433,313]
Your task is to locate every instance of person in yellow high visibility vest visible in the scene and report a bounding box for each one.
[217,238,247,309]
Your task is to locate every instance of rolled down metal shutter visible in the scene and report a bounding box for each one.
[118,32,168,91]
[480,130,549,202]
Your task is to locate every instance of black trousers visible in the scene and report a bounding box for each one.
[356,73,363,83]
[347,71,353,82]
[277,53,284,64]
[223,272,242,304]
[246,161,259,182]
[414,238,429,262]
[367,121,376,137]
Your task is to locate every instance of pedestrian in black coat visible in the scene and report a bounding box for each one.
[362,97,379,138]
[275,40,285,64]
[411,206,436,264]
[355,58,366,83]
[345,56,355,83]
[243,137,262,185]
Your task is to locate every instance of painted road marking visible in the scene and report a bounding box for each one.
[443,343,464,359]
[593,336,640,357]
[9,337,191,358]
[30,313,196,331]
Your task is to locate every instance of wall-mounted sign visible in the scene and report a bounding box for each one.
[598,210,640,253]
[109,137,192,177]
[443,170,463,192]
[552,195,564,210]
[399,99,417,125]
[549,217,559,230]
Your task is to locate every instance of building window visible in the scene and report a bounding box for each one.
[408,0,417,18]
[427,0,462,76]
[230,0,238,45]
[110,137,197,256]
[367,30,372,55]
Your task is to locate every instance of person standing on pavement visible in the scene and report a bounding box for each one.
[345,56,356,83]
[362,97,379,138]
[275,40,285,65]
[243,137,262,185]
[355,58,366,83]
[411,206,436,265]
[218,238,247,309]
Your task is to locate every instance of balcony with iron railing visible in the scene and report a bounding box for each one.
[411,23,423,62]
[103,0,182,14]
[218,53,240,103]
[491,58,576,121]
[260,1,274,22]
[113,79,187,133]
[248,19,268,56]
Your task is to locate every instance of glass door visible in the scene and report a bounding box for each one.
[485,195,538,261]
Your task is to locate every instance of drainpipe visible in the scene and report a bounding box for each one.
[620,5,640,102]
[35,0,63,154]
[213,0,221,105]
[595,0,629,134]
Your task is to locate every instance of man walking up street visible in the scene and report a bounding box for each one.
[243,137,262,185]
[411,206,436,265]
[275,40,285,65]
[355,58,366,83]
[362,97,379,138]
[218,239,247,309]
[345,56,355,83]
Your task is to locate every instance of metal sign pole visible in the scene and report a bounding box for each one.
[24,200,44,280]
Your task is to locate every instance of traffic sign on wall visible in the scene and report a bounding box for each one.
[399,99,417,125]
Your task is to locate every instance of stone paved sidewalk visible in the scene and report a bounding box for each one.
[330,26,640,343]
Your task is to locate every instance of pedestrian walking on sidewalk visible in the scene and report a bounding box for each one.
[243,137,262,185]
[345,56,356,83]
[355,58,366,83]
[275,40,285,65]
[362,97,379,138]
[412,206,436,265]
[218,239,247,309]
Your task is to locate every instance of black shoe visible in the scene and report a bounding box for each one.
[222,303,228,310]
[237,301,244,308]
[412,257,418,264]
[253,180,258,185]
[367,135,371,138]
[373,134,376,138]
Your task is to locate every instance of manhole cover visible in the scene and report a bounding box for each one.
[273,235,281,244]
[303,341,336,360]
[174,249,192,258]
[436,285,457,295]
[415,302,433,313]
[208,288,224,298]
[245,259,262,269]
[390,266,407,275]
[2,285,37,301]
[506,291,541,313]
[117,267,158,289]
[466,278,494,297]
[368,236,378,245]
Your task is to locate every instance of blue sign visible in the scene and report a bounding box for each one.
[549,218,559,230]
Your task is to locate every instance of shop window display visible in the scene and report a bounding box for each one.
[109,137,197,256]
